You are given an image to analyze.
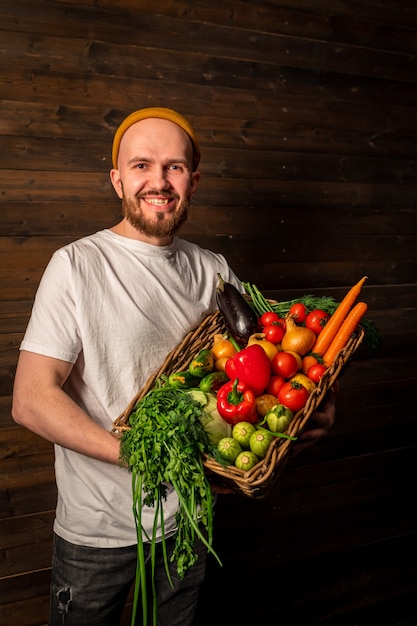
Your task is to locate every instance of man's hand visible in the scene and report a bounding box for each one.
[291,382,338,456]
[209,478,236,495]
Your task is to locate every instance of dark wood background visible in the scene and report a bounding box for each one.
[1,1,416,624]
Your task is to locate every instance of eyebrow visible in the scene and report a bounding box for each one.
[128,156,191,169]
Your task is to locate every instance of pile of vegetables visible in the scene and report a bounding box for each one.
[119,275,378,624]
[217,409,294,471]
[243,279,381,352]
[209,274,376,467]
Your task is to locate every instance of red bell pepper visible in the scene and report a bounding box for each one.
[225,343,270,396]
[217,378,257,425]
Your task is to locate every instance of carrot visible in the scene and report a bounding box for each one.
[311,276,368,356]
[322,301,368,367]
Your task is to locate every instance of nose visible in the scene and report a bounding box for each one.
[148,165,170,190]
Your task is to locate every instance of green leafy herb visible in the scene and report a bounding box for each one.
[119,387,222,626]
[243,281,339,317]
[358,317,381,352]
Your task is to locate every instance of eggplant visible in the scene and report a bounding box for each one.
[216,274,259,345]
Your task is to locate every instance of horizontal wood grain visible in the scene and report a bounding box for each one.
[195,448,417,624]
[1,0,416,624]
[1,0,416,82]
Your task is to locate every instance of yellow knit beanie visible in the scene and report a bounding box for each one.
[111,107,201,170]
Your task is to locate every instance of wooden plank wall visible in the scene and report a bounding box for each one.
[1,0,416,624]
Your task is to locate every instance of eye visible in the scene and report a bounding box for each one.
[168,164,186,172]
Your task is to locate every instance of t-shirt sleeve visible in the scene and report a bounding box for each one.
[20,250,81,363]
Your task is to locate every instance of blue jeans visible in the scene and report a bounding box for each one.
[49,532,207,626]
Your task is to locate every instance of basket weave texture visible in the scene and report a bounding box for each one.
[112,309,364,498]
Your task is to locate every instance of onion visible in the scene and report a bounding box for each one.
[281,315,316,356]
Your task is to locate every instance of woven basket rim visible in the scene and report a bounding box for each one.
[111,308,365,497]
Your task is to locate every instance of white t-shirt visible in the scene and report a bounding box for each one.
[20,229,242,547]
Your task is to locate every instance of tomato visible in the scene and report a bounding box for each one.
[308,363,327,383]
[271,351,299,379]
[260,311,281,326]
[263,323,285,344]
[289,302,307,323]
[266,375,285,397]
[285,350,303,371]
[278,381,309,412]
[305,309,330,336]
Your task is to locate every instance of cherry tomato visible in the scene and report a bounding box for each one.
[263,323,285,344]
[289,302,307,323]
[278,381,309,412]
[271,351,299,379]
[266,375,285,397]
[305,309,330,336]
[308,363,327,383]
[260,311,281,326]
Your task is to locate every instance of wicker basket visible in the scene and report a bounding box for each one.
[112,309,365,498]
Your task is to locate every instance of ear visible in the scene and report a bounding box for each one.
[110,168,123,199]
[189,171,201,198]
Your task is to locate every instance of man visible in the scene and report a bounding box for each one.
[12,107,335,625]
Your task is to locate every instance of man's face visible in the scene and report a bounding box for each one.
[110,118,200,243]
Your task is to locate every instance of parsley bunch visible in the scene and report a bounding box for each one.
[120,387,221,626]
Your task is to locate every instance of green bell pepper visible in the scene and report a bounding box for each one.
[265,403,293,433]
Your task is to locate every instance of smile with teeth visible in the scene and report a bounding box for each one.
[145,198,171,206]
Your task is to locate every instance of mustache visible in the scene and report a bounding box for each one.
[136,190,179,201]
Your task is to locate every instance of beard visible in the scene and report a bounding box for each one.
[121,191,189,239]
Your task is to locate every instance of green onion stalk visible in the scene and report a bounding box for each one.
[119,387,222,626]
